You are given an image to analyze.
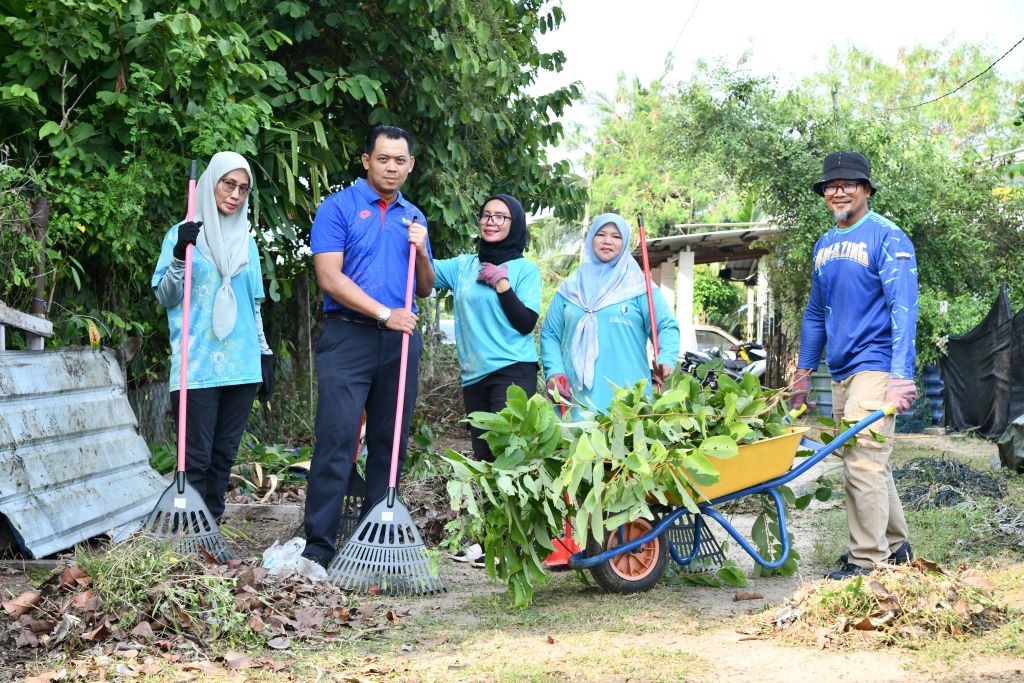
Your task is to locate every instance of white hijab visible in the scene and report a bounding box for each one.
[194,151,253,340]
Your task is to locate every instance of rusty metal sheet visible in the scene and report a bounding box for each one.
[0,347,166,558]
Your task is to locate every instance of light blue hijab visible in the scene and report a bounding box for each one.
[557,213,647,389]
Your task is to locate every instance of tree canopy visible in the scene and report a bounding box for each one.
[583,45,1024,369]
[0,0,586,377]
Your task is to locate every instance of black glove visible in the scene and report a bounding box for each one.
[258,354,275,403]
[173,221,203,260]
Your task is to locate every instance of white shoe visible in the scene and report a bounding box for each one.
[451,543,484,563]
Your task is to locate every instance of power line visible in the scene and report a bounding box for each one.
[660,0,701,82]
[839,33,1024,112]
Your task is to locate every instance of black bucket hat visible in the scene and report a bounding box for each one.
[812,151,878,196]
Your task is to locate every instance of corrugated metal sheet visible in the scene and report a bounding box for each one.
[0,347,166,558]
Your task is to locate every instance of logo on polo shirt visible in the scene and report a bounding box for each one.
[359,209,372,219]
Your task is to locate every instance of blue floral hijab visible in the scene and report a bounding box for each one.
[556,213,647,389]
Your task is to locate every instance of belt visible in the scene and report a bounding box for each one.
[324,311,379,327]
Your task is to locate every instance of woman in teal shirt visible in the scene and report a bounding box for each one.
[151,151,273,523]
[433,194,542,462]
[541,213,680,418]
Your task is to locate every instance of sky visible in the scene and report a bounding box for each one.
[533,0,1024,168]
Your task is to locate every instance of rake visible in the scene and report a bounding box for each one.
[142,160,234,563]
[326,236,444,596]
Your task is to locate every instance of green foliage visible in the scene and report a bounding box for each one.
[442,372,796,606]
[583,77,743,235]
[693,266,742,322]
[148,443,176,476]
[578,44,1024,371]
[0,0,585,384]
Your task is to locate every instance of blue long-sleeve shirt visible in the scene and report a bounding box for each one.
[540,289,680,417]
[797,211,918,381]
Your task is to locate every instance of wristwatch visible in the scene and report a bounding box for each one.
[376,306,392,329]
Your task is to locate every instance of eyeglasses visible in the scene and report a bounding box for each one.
[479,212,511,226]
[219,178,252,196]
[822,181,861,196]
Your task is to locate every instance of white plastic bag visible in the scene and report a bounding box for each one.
[261,537,328,582]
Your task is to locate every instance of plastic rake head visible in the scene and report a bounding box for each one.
[326,496,444,596]
[142,482,235,563]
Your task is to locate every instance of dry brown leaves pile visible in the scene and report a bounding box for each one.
[748,559,1011,649]
[401,474,459,546]
[1,557,400,680]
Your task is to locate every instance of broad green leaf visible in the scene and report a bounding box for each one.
[697,435,738,460]
[682,451,720,486]
[717,565,749,587]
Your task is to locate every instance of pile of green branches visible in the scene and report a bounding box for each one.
[443,372,796,606]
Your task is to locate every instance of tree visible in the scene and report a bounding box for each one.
[583,76,748,236]
[574,45,1024,373]
[0,0,586,384]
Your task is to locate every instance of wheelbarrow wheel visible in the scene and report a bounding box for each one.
[586,518,668,594]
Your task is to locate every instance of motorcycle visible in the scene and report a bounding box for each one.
[679,340,766,389]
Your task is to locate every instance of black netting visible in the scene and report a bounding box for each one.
[940,285,1024,440]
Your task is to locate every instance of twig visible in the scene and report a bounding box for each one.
[345,624,390,642]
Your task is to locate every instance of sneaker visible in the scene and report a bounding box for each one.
[838,541,914,567]
[472,553,500,569]
[888,541,914,565]
[301,552,332,570]
[451,543,484,564]
[824,562,873,580]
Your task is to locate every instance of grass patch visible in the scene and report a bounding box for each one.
[75,537,253,641]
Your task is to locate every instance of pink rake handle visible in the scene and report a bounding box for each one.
[176,161,198,475]
[387,241,418,490]
[636,214,661,391]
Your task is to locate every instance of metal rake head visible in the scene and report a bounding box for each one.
[142,481,236,563]
[326,495,444,596]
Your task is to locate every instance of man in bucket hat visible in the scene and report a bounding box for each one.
[788,151,919,580]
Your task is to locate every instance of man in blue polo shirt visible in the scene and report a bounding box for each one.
[303,125,434,567]
[789,151,918,580]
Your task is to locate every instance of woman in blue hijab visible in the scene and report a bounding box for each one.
[540,213,680,417]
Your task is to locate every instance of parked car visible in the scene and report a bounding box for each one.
[693,324,740,360]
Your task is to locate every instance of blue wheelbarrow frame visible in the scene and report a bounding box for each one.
[568,406,894,572]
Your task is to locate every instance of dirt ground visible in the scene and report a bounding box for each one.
[2,431,1022,682]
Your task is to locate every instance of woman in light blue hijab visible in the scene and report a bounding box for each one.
[540,213,680,417]
[151,152,273,523]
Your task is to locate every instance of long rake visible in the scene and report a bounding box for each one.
[142,160,234,563]
[327,232,443,596]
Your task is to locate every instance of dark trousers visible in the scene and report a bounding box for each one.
[303,319,422,560]
[170,383,258,521]
[462,361,539,461]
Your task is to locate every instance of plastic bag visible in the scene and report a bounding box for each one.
[261,537,328,582]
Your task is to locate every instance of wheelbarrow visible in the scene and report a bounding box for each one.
[568,405,896,593]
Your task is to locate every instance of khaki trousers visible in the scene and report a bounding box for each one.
[831,370,910,568]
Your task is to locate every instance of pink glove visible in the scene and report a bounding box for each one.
[885,378,917,414]
[653,363,673,385]
[477,262,508,287]
[546,374,572,402]
[787,368,816,412]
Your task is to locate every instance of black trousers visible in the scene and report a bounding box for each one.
[462,361,539,461]
[170,383,258,521]
[303,319,422,560]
